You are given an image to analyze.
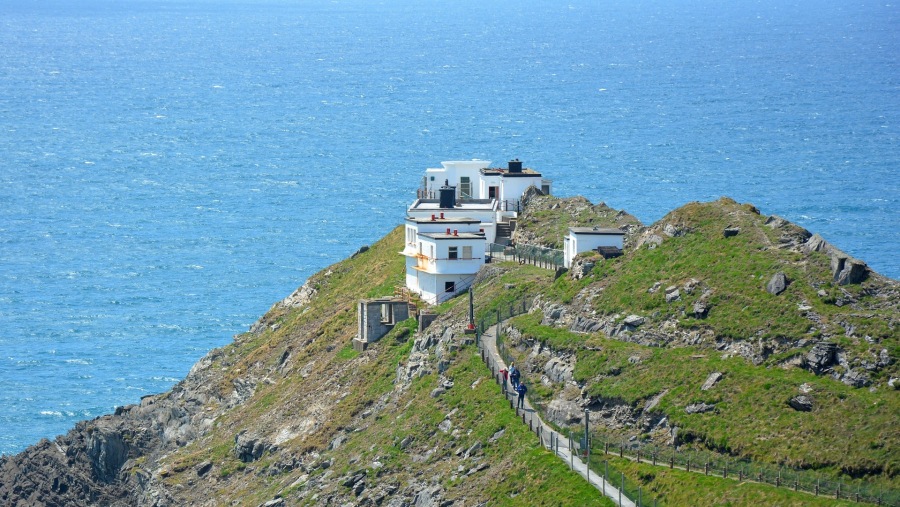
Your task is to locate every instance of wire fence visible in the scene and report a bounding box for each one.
[487,242,565,271]
[587,434,896,506]
[475,298,653,506]
[477,300,898,507]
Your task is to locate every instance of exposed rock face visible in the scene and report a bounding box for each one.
[543,356,575,384]
[1,196,895,506]
[545,399,584,425]
[841,369,872,388]
[701,372,723,391]
[765,215,812,250]
[804,342,838,375]
[788,395,814,411]
[693,299,709,318]
[803,234,869,285]
[766,272,789,295]
[623,315,645,328]
[234,432,272,462]
[685,403,717,414]
[569,257,596,280]
[833,257,868,285]
[664,286,681,303]
[87,427,129,482]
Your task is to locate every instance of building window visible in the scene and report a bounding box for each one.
[448,246,458,260]
[444,281,455,294]
[380,303,393,324]
[460,177,472,199]
[462,246,472,259]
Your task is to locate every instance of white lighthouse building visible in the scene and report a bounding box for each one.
[403,159,550,304]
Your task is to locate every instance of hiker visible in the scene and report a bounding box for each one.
[516,381,527,409]
[499,367,509,394]
[510,364,520,389]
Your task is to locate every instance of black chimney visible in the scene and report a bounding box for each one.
[439,179,456,209]
[508,159,523,173]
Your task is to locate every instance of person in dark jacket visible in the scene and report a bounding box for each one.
[516,382,527,409]
[510,364,520,389]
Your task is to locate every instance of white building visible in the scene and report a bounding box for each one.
[419,159,551,212]
[402,215,486,304]
[406,200,500,244]
[404,158,551,305]
[563,227,625,268]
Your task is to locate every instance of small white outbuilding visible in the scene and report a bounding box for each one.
[563,227,625,268]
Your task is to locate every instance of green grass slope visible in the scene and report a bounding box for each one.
[151,227,612,506]
[146,195,896,506]
[493,196,898,499]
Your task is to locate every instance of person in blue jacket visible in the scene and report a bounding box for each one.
[516,381,527,409]
[509,364,520,389]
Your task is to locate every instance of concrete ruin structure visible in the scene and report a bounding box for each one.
[353,297,410,351]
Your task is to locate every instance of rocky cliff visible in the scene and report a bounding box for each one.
[1,196,896,506]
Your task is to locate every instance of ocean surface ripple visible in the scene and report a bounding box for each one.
[0,0,897,454]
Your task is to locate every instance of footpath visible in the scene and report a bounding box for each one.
[477,323,636,507]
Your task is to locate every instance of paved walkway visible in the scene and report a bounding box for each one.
[478,324,636,507]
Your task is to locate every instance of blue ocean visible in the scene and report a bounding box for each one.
[0,0,897,455]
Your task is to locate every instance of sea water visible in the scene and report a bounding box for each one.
[0,0,897,454]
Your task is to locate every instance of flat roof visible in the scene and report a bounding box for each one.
[569,227,625,235]
[481,168,543,178]
[408,199,499,211]
[406,216,481,224]
[419,232,486,240]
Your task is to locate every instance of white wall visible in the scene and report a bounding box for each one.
[424,160,491,197]
[500,175,543,203]
[564,232,624,268]
[407,207,497,244]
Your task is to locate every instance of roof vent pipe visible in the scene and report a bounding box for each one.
[454,229,458,236]
[446,228,451,235]
[440,212,444,219]
[431,214,435,221]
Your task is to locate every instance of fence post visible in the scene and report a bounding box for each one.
[724,461,727,479]
[815,478,819,496]
[687,457,691,473]
[601,460,606,492]
[620,472,624,507]
[705,461,709,476]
